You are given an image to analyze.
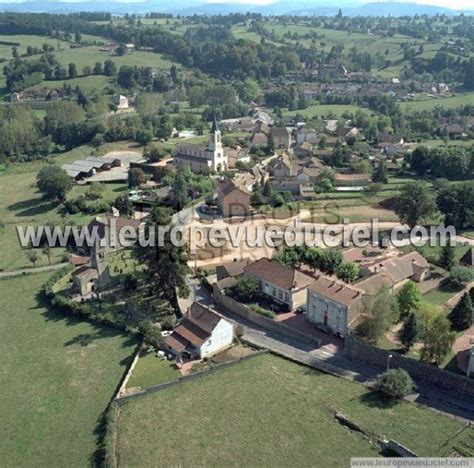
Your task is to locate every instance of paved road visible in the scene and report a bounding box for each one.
[0,262,68,279]
[213,302,474,422]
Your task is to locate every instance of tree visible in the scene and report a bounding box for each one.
[86,182,105,200]
[144,144,167,162]
[318,248,343,275]
[250,191,264,206]
[448,292,473,331]
[272,247,301,268]
[421,315,456,365]
[449,266,473,288]
[68,63,77,79]
[375,369,414,400]
[172,167,190,210]
[397,281,422,319]
[231,276,260,302]
[113,193,133,217]
[372,160,388,184]
[42,244,52,265]
[410,146,431,176]
[26,249,39,267]
[138,320,162,347]
[136,128,153,145]
[439,243,456,271]
[400,313,420,351]
[358,287,399,343]
[335,262,359,283]
[36,166,72,202]
[262,179,273,197]
[436,182,474,230]
[133,205,190,306]
[103,60,117,77]
[93,61,103,75]
[128,168,146,188]
[395,182,437,228]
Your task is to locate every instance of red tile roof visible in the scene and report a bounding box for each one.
[308,275,363,306]
[244,258,314,291]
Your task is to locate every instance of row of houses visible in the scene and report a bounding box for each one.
[214,248,431,338]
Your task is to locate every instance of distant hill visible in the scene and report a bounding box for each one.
[0,0,472,16]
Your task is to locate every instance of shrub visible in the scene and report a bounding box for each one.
[450,266,473,288]
[161,315,177,330]
[375,369,414,400]
[250,304,276,319]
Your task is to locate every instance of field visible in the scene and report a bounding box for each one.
[400,93,474,112]
[283,104,370,119]
[0,34,184,97]
[0,141,133,271]
[113,354,469,466]
[0,272,136,466]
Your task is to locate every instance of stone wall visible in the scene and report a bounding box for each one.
[344,335,474,398]
[213,285,321,348]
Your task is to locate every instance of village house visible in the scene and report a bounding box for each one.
[306,275,364,338]
[294,142,314,158]
[270,153,296,179]
[217,178,251,218]
[225,146,251,169]
[162,302,234,360]
[271,127,292,150]
[296,126,319,145]
[357,251,431,288]
[216,259,251,281]
[114,94,129,110]
[244,258,314,310]
[174,118,228,173]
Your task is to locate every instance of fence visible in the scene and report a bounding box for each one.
[343,335,474,398]
[213,285,322,348]
[116,350,268,404]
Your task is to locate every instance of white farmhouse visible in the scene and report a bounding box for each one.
[162,302,234,360]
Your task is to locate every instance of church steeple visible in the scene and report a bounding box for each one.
[211,115,219,134]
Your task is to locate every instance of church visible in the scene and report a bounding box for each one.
[173,118,228,173]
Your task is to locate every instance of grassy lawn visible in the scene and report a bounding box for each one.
[0,272,136,466]
[0,142,130,271]
[126,352,181,390]
[114,354,466,466]
[284,104,370,119]
[400,93,474,113]
[423,282,463,306]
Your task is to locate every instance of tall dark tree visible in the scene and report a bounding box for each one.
[134,205,190,306]
[400,313,420,351]
[372,160,388,184]
[448,292,473,331]
[439,243,456,271]
[68,63,77,79]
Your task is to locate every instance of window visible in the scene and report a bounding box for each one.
[272,286,276,296]
[284,292,290,303]
[278,290,283,300]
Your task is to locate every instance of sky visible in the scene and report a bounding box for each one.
[205,0,473,9]
[0,0,472,10]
